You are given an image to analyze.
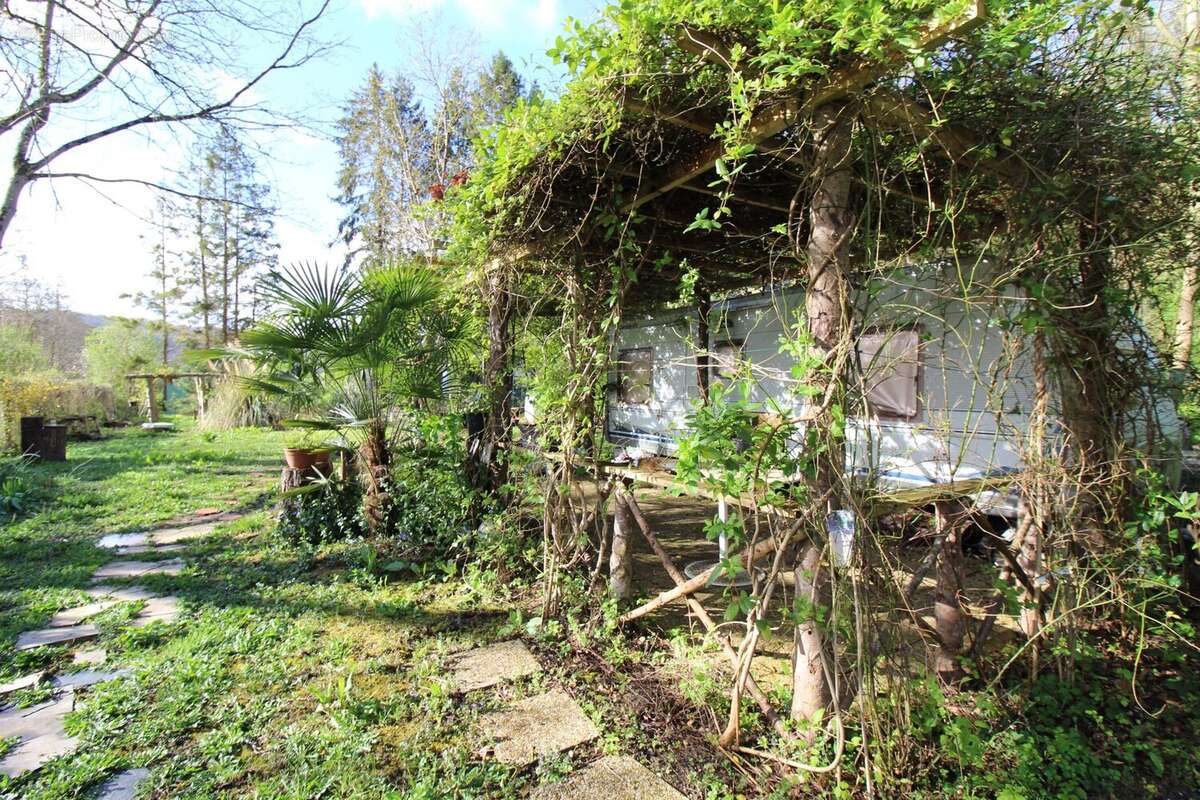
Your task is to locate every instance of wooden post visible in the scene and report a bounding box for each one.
[791,99,856,726]
[696,291,711,405]
[933,499,968,682]
[609,486,635,600]
[145,377,159,423]
[790,542,830,724]
[477,257,515,497]
[194,377,207,419]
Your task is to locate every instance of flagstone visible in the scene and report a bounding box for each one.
[96,768,151,800]
[479,689,600,766]
[0,695,73,741]
[129,596,181,627]
[91,559,185,581]
[152,522,217,544]
[15,624,100,651]
[0,671,44,696]
[52,668,130,689]
[97,532,148,550]
[0,730,79,777]
[87,585,158,602]
[47,600,117,627]
[530,756,688,800]
[73,648,107,666]
[449,640,542,693]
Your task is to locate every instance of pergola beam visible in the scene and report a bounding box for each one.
[624,0,988,213]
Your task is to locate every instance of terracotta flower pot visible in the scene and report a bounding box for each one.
[284,447,333,472]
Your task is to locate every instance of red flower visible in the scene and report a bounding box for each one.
[450,169,469,187]
[429,183,445,201]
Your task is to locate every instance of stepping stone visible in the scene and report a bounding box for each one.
[52,669,130,690]
[0,696,77,776]
[129,596,181,627]
[74,648,107,666]
[97,533,148,550]
[449,640,542,692]
[15,624,100,651]
[113,543,186,555]
[479,689,600,766]
[0,671,44,696]
[47,600,117,627]
[87,585,158,602]
[152,522,217,544]
[0,730,79,777]
[531,756,688,800]
[91,559,185,581]
[96,768,151,800]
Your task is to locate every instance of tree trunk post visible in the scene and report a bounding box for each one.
[933,499,968,682]
[477,256,515,498]
[790,100,856,726]
[695,291,711,405]
[145,377,159,423]
[790,542,830,727]
[609,486,635,600]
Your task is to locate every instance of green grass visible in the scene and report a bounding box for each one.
[0,422,551,798]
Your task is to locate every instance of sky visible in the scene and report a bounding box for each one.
[0,0,601,319]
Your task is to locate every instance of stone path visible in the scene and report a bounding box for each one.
[449,639,687,798]
[530,755,688,800]
[0,517,215,787]
[448,639,542,692]
[480,688,601,765]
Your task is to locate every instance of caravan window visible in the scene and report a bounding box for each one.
[617,347,653,405]
[711,340,744,381]
[857,329,921,420]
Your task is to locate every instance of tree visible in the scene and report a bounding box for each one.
[335,65,432,265]
[0,324,50,375]
[231,261,472,534]
[83,318,160,402]
[176,132,278,344]
[125,195,185,366]
[334,51,530,266]
[0,0,331,248]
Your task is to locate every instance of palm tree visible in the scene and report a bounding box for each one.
[226,260,472,534]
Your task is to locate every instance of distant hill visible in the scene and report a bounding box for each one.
[0,307,195,376]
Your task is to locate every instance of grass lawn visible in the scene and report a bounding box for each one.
[0,422,728,799]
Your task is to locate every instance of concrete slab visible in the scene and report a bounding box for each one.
[73,649,107,666]
[449,640,542,693]
[97,533,148,550]
[129,596,181,627]
[0,730,79,778]
[47,600,117,627]
[52,669,130,690]
[87,585,158,602]
[0,695,73,742]
[152,522,217,544]
[15,624,100,651]
[91,559,184,581]
[531,756,688,800]
[113,543,187,555]
[479,689,600,766]
[0,671,44,696]
[96,768,151,800]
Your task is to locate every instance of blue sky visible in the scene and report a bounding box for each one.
[1,0,602,318]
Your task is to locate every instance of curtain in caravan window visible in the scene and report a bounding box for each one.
[857,329,920,419]
[618,347,653,405]
[712,340,744,381]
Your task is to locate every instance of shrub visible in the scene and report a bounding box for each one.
[277,479,364,545]
[0,374,116,449]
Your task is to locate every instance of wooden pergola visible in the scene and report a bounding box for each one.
[470,0,1043,710]
[124,372,217,423]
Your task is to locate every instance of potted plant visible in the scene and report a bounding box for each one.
[283,433,332,473]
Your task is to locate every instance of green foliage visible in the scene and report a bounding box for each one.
[82,318,160,402]
[0,323,49,375]
[386,415,479,567]
[277,478,364,546]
